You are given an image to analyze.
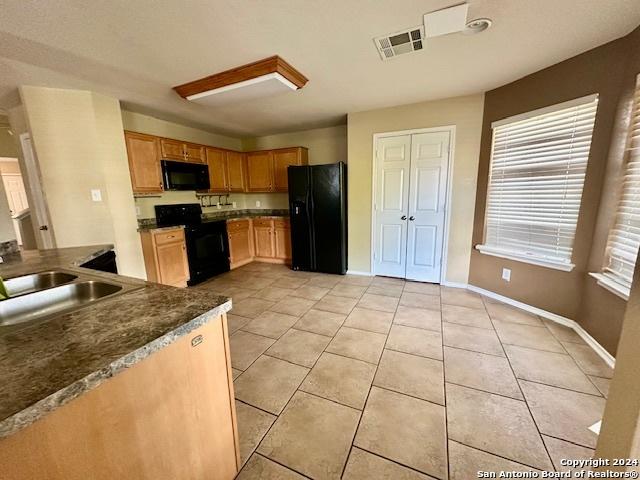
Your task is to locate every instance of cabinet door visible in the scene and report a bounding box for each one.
[253,222,274,258]
[207,148,228,192]
[246,151,274,192]
[125,132,163,193]
[226,151,246,192]
[274,220,292,260]
[273,148,303,192]
[156,241,189,287]
[228,229,252,266]
[185,143,205,163]
[160,138,186,161]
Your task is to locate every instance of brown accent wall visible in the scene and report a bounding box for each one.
[469,27,640,355]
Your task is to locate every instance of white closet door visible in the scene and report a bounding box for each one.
[373,135,411,278]
[405,131,450,282]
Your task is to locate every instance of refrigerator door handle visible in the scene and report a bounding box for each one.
[307,188,316,270]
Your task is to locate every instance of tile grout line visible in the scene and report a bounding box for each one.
[339,281,396,479]
[250,287,364,478]
[439,290,451,480]
[487,303,557,472]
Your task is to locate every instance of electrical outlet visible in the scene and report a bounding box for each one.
[255,200,261,207]
[135,206,141,216]
[232,201,237,208]
[91,189,102,202]
[216,203,221,210]
[502,268,511,282]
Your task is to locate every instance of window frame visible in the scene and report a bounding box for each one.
[476,94,600,271]
[592,77,640,301]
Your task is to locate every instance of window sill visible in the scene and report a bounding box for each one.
[588,272,629,301]
[475,245,575,272]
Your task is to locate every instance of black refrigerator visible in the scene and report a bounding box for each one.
[288,162,347,274]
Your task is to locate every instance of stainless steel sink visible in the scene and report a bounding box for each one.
[0,281,123,326]
[4,271,78,298]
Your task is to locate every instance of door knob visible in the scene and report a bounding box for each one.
[401,215,407,220]
[409,216,415,221]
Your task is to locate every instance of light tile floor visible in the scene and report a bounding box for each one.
[196,262,614,480]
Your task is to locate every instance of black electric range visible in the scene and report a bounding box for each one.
[155,203,230,285]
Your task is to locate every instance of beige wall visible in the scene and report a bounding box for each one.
[242,125,347,165]
[468,31,636,355]
[20,86,146,278]
[121,110,241,151]
[347,94,485,283]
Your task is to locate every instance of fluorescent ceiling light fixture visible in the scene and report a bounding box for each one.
[424,3,469,38]
[174,56,308,106]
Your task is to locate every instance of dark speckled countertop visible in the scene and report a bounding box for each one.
[0,245,231,438]
[137,208,289,231]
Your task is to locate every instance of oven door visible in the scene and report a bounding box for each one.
[184,221,230,285]
[161,160,210,191]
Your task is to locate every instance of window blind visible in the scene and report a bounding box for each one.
[603,82,640,289]
[479,95,598,268]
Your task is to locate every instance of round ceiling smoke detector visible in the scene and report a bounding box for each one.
[463,18,492,35]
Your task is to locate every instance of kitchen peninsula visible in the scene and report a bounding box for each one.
[0,246,238,480]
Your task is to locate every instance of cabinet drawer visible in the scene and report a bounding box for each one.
[227,219,250,232]
[274,218,290,228]
[154,229,185,246]
[253,218,273,228]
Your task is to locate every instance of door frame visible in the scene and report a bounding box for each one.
[19,132,56,249]
[371,125,456,284]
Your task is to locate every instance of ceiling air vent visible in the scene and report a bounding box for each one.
[374,26,424,60]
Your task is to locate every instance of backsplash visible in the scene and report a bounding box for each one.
[134,191,289,219]
[138,208,289,230]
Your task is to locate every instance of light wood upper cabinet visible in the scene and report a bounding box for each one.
[246,151,274,192]
[226,151,246,192]
[185,143,206,163]
[206,148,228,192]
[124,132,163,194]
[274,218,292,260]
[273,148,308,192]
[160,138,186,161]
[140,228,190,287]
[125,129,307,194]
[160,139,205,163]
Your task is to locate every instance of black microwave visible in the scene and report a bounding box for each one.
[161,160,210,191]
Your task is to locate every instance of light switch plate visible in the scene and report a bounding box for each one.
[135,206,141,216]
[255,200,261,207]
[91,189,102,202]
[502,268,511,282]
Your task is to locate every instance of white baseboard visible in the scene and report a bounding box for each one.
[441,280,468,289]
[467,284,615,369]
[346,270,374,276]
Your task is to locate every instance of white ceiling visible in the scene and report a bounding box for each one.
[0,0,638,137]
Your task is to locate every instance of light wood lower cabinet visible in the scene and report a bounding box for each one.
[274,219,292,260]
[226,217,291,267]
[0,316,240,480]
[227,219,253,269]
[140,227,190,287]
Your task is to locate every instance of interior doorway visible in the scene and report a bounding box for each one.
[372,127,454,283]
[0,157,30,247]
